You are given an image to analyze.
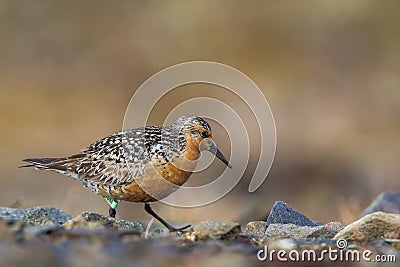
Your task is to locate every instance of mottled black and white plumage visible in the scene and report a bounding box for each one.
[23,116,219,194]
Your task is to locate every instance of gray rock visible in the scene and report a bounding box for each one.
[265,222,343,239]
[266,201,320,227]
[310,221,343,238]
[359,192,400,218]
[334,211,400,241]
[63,211,143,231]
[0,207,27,224]
[244,221,267,239]
[25,206,72,225]
[0,206,72,226]
[182,221,241,241]
[266,224,315,239]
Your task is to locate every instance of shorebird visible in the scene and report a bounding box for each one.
[22,116,231,232]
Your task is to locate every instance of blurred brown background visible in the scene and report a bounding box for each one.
[0,0,399,227]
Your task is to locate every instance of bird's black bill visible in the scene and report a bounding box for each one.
[203,139,232,169]
[215,147,232,169]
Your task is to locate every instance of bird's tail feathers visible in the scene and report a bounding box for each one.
[20,154,84,172]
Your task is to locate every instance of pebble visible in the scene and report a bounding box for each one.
[182,221,241,241]
[265,221,343,239]
[0,206,72,226]
[63,211,143,231]
[244,221,267,239]
[334,211,400,241]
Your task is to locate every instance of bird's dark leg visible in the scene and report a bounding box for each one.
[109,207,117,218]
[104,197,119,218]
[144,202,191,232]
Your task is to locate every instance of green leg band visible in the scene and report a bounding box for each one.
[104,197,119,209]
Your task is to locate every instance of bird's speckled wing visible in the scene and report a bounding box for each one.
[68,126,165,187]
[22,123,187,190]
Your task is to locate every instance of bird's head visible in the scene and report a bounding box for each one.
[172,116,231,168]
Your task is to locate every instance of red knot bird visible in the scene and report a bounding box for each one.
[22,116,231,232]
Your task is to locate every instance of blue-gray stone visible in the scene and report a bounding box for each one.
[266,201,320,227]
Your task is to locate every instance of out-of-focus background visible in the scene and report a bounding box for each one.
[1,1,399,227]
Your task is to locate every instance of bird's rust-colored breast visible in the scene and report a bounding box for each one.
[99,134,201,202]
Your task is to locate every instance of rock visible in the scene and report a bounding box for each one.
[265,223,316,239]
[244,221,267,239]
[63,211,144,231]
[359,192,400,218]
[0,207,26,224]
[266,201,320,227]
[182,221,241,241]
[265,221,343,239]
[334,211,400,241]
[63,214,105,230]
[0,207,69,241]
[311,221,343,238]
[0,206,72,226]
[24,207,72,226]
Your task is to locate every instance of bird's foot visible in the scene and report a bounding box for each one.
[167,224,191,233]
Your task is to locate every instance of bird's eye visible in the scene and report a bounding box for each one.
[201,131,208,138]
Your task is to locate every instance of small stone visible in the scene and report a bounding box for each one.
[307,221,343,238]
[24,207,66,226]
[324,221,344,231]
[321,221,343,235]
[0,207,27,224]
[266,221,343,240]
[334,211,400,241]
[244,221,267,239]
[266,201,320,227]
[266,224,318,239]
[0,206,72,226]
[359,192,400,218]
[63,211,143,231]
[183,221,241,241]
[63,214,104,230]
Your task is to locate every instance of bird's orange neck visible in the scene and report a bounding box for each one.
[183,133,201,161]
